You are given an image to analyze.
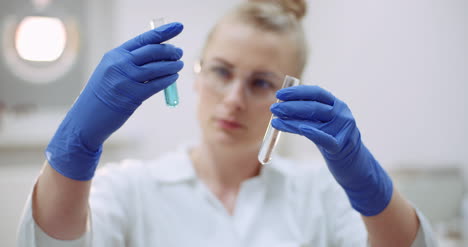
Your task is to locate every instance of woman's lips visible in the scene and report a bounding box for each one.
[217,119,243,130]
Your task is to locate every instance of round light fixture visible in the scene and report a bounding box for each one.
[1,14,79,84]
[15,16,67,62]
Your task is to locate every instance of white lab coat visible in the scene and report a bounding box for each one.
[17,146,436,247]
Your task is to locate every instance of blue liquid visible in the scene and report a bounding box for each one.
[164,82,179,107]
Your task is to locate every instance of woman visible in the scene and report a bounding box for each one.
[18,1,435,246]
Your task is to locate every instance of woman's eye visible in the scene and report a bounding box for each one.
[211,66,231,79]
[252,79,274,89]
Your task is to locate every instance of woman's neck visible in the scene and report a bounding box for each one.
[190,142,261,190]
[190,142,261,215]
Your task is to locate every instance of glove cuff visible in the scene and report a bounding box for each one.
[345,158,394,216]
[324,141,394,217]
[45,132,103,181]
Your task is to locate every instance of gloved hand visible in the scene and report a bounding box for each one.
[270,85,393,216]
[46,22,184,181]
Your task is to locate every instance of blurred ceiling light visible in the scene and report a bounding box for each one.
[15,16,67,62]
[33,0,52,10]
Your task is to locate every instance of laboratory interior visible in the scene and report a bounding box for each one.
[1,0,467,246]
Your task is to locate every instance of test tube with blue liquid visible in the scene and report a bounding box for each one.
[150,18,179,107]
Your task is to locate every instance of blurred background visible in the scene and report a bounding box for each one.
[0,0,467,246]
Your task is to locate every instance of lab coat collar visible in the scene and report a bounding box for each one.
[148,144,291,184]
[149,145,197,183]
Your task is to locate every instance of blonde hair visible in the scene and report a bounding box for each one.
[202,0,308,76]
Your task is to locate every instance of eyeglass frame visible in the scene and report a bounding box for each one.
[193,59,286,104]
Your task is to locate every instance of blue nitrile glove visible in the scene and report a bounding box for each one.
[46,22,184,181]
[270,85,393,216]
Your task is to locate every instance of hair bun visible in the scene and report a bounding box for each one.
[250,0,307,20]
[278,0,307,20]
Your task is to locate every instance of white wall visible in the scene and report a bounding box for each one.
[286,0,468,168]
[1,0,467,246]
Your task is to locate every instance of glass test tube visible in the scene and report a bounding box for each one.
[258,75,301,165]
[150,18,179,107]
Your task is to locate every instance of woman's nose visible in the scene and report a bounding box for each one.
[222,79,247,111]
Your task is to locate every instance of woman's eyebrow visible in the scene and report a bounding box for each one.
[211,57,234,68]
[252,71,282,80]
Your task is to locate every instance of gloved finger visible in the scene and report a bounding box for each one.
[276,85,335,105]
[119,22,184,51]
[271,118,323,134]
[128,60,184,82]
[127,73,180,101]
[270,101,334,122]
[271,118,339,152]
[147,73,179,91]
[299,125,340,153]
[131,44,183,66]
[271,118,306,134]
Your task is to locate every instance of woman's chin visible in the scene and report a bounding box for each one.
[202,122,261,149]
[210,131,260,150]
[209,129,252,148]
[214,131,244,145]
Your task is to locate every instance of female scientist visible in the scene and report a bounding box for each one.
[18,0,435,246]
